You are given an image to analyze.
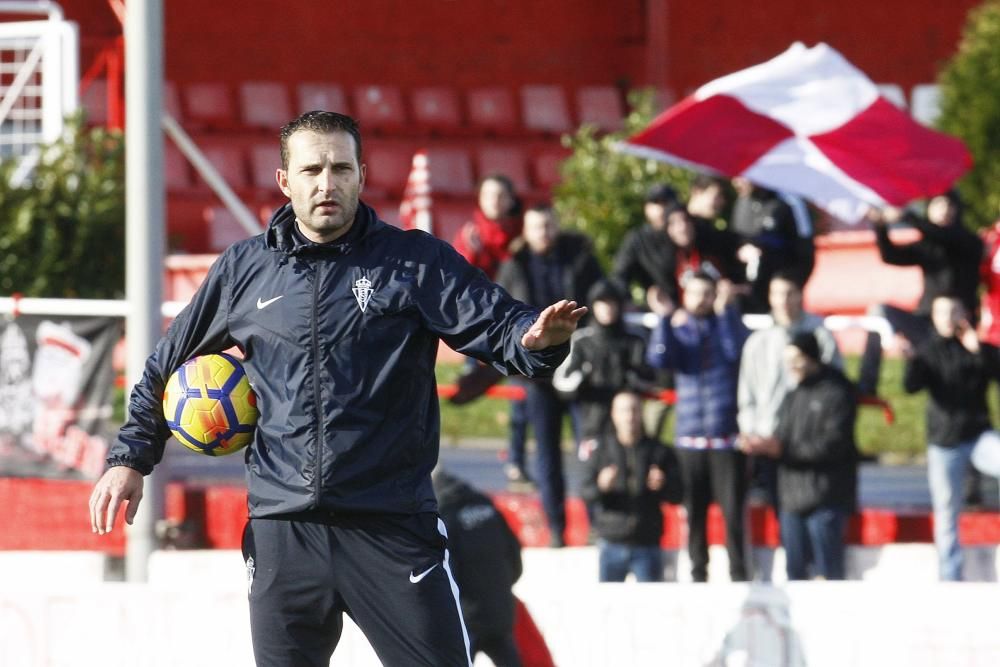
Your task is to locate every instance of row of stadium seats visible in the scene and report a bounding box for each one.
[82,79,635,136]
[165,136,570,200]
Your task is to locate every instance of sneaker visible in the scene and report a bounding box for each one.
[504,463,533,484]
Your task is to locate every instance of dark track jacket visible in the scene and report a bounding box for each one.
[108,202,568,516]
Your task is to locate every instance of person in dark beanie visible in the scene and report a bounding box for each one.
[553,278,656,457]
[581,391,683,582]
[741,331,858,581]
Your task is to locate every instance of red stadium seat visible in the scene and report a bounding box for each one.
[183,82,237,128]
[520,85,573,135]
[204,206,255,252]
[199,144,250,191]
[239,81,292,129]
[576,85,624,132]
[353,84,407,133]
[164,80,182,120]
[430,200,474,242]
[424,146,475,197]
[80,78,107,126]
[532,147,570,191]
[249,143,280,191]
[165,143,191,191]
[297,82,350,115]
[466,86,519,134]
[411,86,463,133]
[476,145,531,194]
[364,141,416,198]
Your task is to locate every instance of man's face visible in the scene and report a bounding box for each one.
[769,278,803,326]
[690,183,725,217]
[931,296,963,337]
[682,277,715,317]
[478,178,515,221]
[666,210,694,248]
[927,195,957,227]
[784,345,818,385]
[611,393,643,444]
[644,202,668,230]
[592,298,620,326]
[276,130,366,243]
[523,210,559,254]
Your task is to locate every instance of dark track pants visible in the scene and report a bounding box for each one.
[242,513,472,667]
[677,447,748,582]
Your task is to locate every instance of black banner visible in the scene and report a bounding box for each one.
[0,315,121,480]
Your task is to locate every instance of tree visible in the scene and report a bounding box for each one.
[0,116,125,298]
[937,0,1000,229]
[553,89,695,270]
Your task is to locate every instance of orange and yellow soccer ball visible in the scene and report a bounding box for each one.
[162,353,259,456]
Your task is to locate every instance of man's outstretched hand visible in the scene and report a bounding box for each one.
[521,299,588,350]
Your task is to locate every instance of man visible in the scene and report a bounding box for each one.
[646,271,749,582]
[729,178,815,314]
[738,271,842,507]
[613,183,682,311]
[580,391,682,582]
[88,111,586,666]
[432,468,524,666]
[497,203,603,547]
[448,173,529,485]
[903,295,999,581]
[741,332,858,581]
[553,278,655,453]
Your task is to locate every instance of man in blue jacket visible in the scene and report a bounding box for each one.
[88,111,585,667]
[647,270,749,582]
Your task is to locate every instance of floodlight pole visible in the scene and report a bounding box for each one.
[124,0,164,583]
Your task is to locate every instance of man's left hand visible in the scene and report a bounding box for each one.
[521,300,588,350]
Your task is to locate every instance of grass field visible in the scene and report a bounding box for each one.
[438,356,1000,461]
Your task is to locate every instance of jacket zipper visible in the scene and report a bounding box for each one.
[311,259,326,507]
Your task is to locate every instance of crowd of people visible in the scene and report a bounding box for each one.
[449,172,1000,587]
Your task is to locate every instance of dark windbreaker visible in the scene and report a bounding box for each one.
[108,202,568,516]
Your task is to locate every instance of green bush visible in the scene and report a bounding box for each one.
[553,89,695,270]
[0,116,125,298]
[937,0,1000,229]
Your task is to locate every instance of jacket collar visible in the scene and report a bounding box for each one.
[264,200,383,255]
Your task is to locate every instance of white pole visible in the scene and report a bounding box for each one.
[124,0,164,583]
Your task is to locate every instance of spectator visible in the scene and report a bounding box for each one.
[861,192,985,393]
[553,279,656,456]
[452,173,523,279]
[497,204,604,546]
[903,294,1000,581]
[581,391,683,582]
[646,271,750,582]
[433,468,524,666]
[450,173,530,484]
[741,331,858,581]
[613,183,683,311]
[738,272,842,508]
[729,178,815,313]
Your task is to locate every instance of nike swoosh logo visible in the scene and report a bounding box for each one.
[256,295,284,310]
[409,563,439,583]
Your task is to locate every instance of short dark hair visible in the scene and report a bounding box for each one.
[279,111,362,170]
[525,201,555,217]
[690,174,723,192]
[770,269,804,290]
[683,268,718,288]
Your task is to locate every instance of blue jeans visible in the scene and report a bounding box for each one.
[928,440,977,581]
[598,541,664,582]
[779,507,848,580]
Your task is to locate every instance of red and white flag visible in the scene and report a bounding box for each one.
[398,150,433,233]
[619,42,972,222]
